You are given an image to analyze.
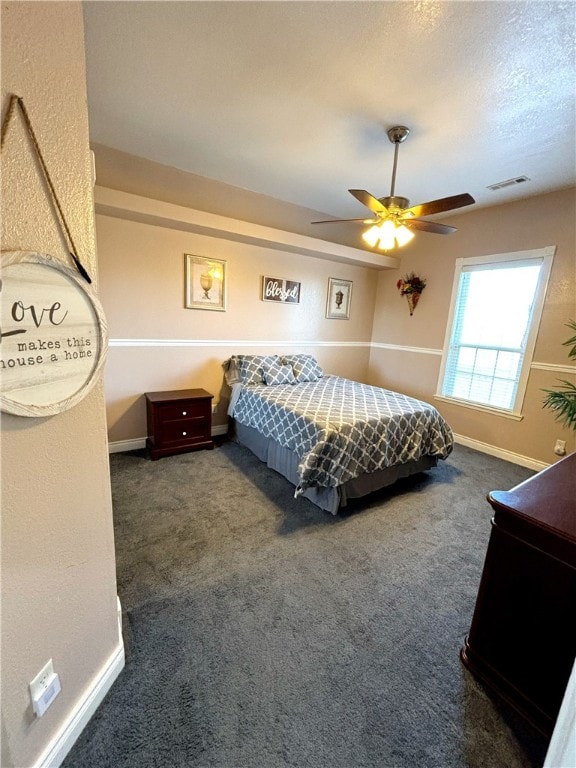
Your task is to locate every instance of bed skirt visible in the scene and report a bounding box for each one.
[232,420,438,514]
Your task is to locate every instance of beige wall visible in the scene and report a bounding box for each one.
[1,4,120,767]
[98,178,575,468]
[96,206,378,442]
[97,173,575,468]
[369,187,576,466]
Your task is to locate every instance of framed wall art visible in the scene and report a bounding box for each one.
[261,276,301,304]
[326,278,352,320]
[185,254,226,311]
[0,250,108,417]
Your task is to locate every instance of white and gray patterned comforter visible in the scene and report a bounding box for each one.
[230,375,453,495]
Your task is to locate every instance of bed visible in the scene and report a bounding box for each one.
[224,354,454,514]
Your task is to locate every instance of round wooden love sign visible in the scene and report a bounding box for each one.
[0,251,108,417]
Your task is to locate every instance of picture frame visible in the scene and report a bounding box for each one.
[185,254,226,311]
[261,275,301,304]
[0,250,108,417]
[326,277,352,319]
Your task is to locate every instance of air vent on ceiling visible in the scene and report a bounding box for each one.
[487,176,530,191]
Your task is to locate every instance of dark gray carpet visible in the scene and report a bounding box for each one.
[63,441,549,768]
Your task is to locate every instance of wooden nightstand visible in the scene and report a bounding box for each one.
[145,389,214,460]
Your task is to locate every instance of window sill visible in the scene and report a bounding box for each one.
[434,395,524,421]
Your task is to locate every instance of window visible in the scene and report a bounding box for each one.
[437,247,554,419]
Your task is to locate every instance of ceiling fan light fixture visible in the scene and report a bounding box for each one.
[362,219,415,250]
[378,220,397,250]
[395,223,415,247]
[312,124,475,249]
[362,224,382,247]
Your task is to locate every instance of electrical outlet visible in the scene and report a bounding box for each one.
[554,439,567,457]
[29,659,61,717]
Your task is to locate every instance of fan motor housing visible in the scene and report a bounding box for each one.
[378,196,410,211]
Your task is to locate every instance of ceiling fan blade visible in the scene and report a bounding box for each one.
[404,193,475,219]
[311,217,378,225]
[349,189,389,215]
[403,218,457,235]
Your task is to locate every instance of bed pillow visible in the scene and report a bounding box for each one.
[237,354,279,385]
[282,354,323,383]
[223,356,242,386]
[262,359,296,386]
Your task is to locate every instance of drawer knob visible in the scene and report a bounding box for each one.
[182,410,187,415]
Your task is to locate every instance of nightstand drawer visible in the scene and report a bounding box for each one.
[157,400,207,423]
[158,418,209,446]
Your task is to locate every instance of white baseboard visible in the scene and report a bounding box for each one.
[452,433,549,472]
[34,600,125,768]
[108,437,146,453]
[108,424,228,454]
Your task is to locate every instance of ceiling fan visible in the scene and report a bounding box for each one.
[312,126,475,250]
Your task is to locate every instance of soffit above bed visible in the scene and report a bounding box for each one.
[94,186,400,270]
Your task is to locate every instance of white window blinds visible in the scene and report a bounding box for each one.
[438,247,554,416]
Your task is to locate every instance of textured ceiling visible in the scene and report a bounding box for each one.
[83,1,575,235]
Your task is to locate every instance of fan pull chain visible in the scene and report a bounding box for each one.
[1,94,92,283]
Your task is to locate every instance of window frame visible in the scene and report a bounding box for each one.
[435,246,555,420]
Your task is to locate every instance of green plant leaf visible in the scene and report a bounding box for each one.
[561,319,576,359]
[541,320,576,431]
[542,380,576,430]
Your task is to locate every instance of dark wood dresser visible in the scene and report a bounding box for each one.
[145,389,214,460]
[461,452,576,737]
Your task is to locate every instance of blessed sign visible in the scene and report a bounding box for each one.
[0,251,108,417]
[261,276,301,304]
